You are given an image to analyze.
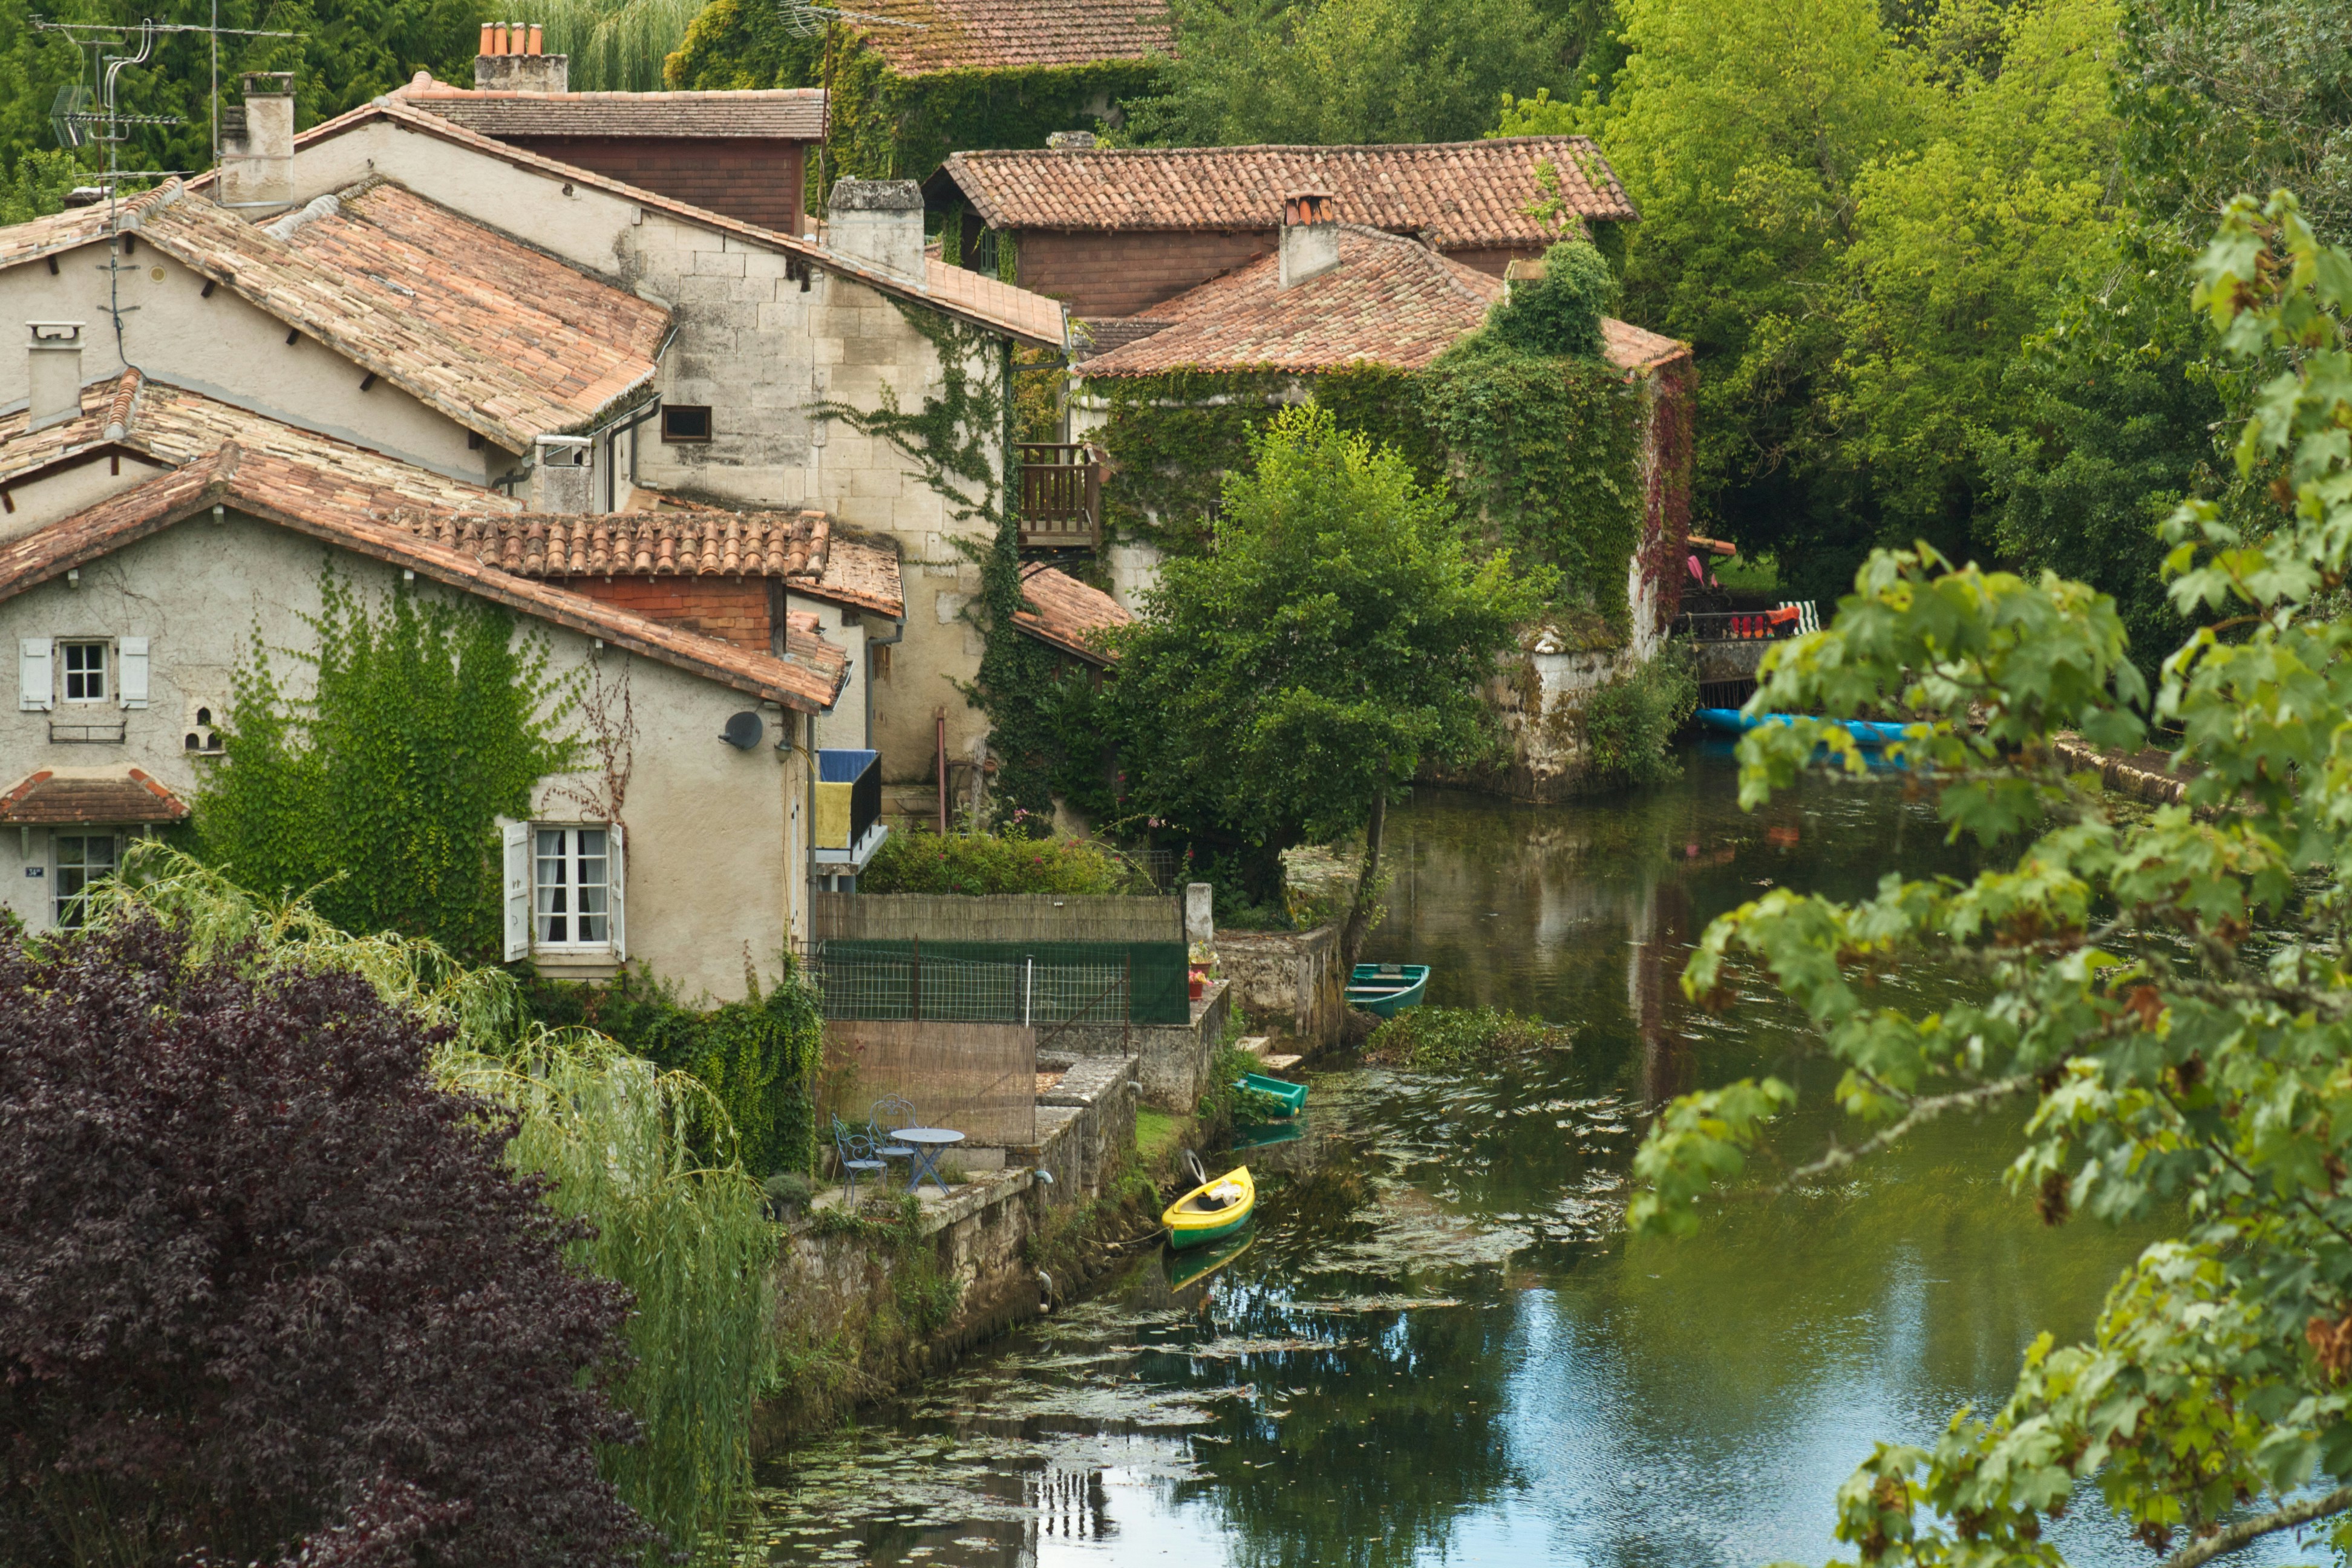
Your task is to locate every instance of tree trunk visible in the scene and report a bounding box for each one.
[1339,792,1387,976]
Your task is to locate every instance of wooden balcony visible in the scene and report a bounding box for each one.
[1018,442,1102,549]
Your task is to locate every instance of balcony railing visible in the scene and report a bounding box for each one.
[814,748,887,880]
[1676,602,1819,644]
[1018,443,1102,549]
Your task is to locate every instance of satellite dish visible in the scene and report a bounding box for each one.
[721,711,765,750]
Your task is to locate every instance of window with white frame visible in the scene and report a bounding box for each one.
[60,641,106,702]
[534,826,611,946]
[53,832,117,927]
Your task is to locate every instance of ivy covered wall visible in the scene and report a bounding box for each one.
[665,0,1163,193]
[1078,350,1655,645]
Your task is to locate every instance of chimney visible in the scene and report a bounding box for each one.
[1278,190,1339,290]
[1046,130,1096,151]
[474,21,569,93]
[25,322,84,433]
[217,73,295,211]
[532,436,593,512]
[827,179,925,278]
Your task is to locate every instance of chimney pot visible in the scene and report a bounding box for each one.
[475,24,567,91]
[1278,188,1339,290]
[217,73,296,211]
[826,178,926,278]
[479,21,495,54]
[26,322,85,433]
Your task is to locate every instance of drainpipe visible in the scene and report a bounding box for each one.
[863,614,902,755]
[935,708,948,835]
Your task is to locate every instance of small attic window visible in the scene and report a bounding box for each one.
[662,406,712,444]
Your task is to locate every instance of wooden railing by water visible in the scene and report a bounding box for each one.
[1018,443,1102,549]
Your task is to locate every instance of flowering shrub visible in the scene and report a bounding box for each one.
[859,828,1137,896]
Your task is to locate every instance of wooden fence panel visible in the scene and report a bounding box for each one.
[823,1020,1037,1147]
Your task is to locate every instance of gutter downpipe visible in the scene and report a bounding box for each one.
[863,613,903,754]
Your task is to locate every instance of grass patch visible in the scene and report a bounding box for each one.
[1714,552,1780,592]
[1362,1006,1573,1069]
[1135,1107,1183,1162]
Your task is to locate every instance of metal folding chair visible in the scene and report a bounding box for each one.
[831,1115,886,1203]
[869,1094,919,1175]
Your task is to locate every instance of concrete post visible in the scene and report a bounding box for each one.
[1184,883,1214,949]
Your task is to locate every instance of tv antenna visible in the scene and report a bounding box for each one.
[34,13,301,192]
[771,2,922,217]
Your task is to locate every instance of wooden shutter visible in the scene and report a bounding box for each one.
[117,637,148,710]
[607,822,626,962]
[502,822,531,962]
[18,638,51,712]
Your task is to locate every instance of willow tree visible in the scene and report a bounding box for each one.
[1107,406,1547,964]
[1633,194,2352,1564]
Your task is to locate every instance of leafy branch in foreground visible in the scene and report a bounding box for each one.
[1629,191,2352,1564]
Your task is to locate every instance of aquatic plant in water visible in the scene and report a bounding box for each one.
[78,846,777,1560]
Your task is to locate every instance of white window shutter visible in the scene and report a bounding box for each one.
[117,638,149,710]
[18,638,51,712]
[607,822,626,961]
[502,822,531,962]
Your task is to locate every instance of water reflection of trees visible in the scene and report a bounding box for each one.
[1179,1279,1520,1568]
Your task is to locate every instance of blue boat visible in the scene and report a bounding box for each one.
[1694,709,1916,749]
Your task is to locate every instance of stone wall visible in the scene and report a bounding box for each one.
[1049,979,1229,1109]
[1215,926,1345,1045]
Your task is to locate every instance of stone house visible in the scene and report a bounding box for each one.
[0,67,1071,825]
[927,134,1639,330]
[401,28,824,236]
[0,60,1078,990]
[1068,200,1697,799]
[0,437,848,1001]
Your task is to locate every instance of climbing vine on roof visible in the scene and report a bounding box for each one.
[665,0,1162,195]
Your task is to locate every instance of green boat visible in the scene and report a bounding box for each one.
[1347,962,1429,1017]
[1234,1070,1307,1118]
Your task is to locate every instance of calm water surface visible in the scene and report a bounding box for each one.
[745,742,2279,1567]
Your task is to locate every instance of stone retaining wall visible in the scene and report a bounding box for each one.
[1215,926,1344,1045]
[1046,979,1229,1110]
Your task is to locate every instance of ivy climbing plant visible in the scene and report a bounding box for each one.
[812,300,1094,822]
[195,566,581,961]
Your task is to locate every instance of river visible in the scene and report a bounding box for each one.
[743,740,2276,1567]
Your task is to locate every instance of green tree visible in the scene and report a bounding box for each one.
[1578,0,1927,590]
[1106,406,1549,965]
[1632,194,2352,1565]
[0,0,485,201]
[1127,0,1573,146]
[1486,235,1617,358]
[1826,0,2125,550]
[195,570,579,960]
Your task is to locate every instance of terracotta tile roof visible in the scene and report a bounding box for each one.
[180,97,1070,350]
[1080,227,1498,374]
[0,182,183,272]
[1079,228,1691,377]
[387,506,907,617]
[0,370,517,512]
[939,136,1636,244]
[399,80,826,139]
[134,179,667,452]
[0,767,189,825]
[841,0,1171,76]
[1014,562,1129,664]
[0,446,851,712]
[1074,316,1173,361]
[1599,316,1690,373]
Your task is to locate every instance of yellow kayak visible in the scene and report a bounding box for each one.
[1163,1165,1255,1250]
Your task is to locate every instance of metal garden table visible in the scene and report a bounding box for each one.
[895,1127,965,1194]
